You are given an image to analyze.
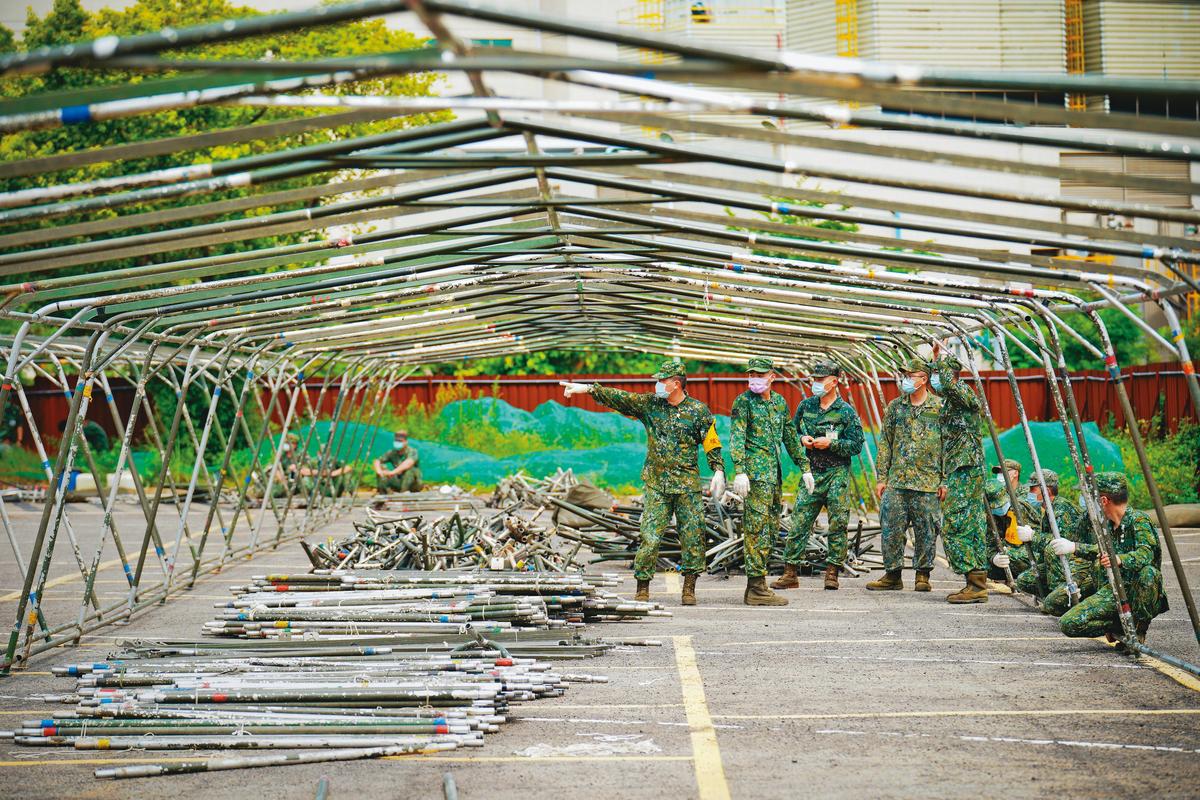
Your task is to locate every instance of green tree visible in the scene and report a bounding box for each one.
[0,0,447,297]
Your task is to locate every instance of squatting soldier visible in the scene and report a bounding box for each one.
[728,357,811,606]
[1047,472,1167,642]
[772,360,863,591]
[930,353,991,603]
[868,357,944,592]
[985,458,1038,581]
[1012,469,1082,597]
[374,429,423,493]
[270,433,303,498]
[561,360,725,606]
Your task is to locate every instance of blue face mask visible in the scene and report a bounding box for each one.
[930,374,942,392]
[991,501,1011,516]
[810,381,826,397]
[1027,492,1042,510]
[1078,493,1088,510]
[654,381,669,399]
[899,377,917,395]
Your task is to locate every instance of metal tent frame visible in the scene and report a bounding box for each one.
[0,0,1197,675]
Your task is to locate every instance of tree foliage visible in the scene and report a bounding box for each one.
[0,0,447,294]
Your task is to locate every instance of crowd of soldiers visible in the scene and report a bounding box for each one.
[561,353,1168,644]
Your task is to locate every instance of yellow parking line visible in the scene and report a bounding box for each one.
[713,708,1200,720]
[1,559,125,601]
[674,635,730,800]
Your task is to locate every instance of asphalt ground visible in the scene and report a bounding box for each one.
[0,498,1197,799]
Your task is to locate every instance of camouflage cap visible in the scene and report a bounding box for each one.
[902,356,931,375]
[746,356,775,373]
[1028,468,1058,490]
[285,432,299,443]
[991,458,1022,476]
[810,360,842,378]
[394,429,408,438]
[1095,471,1128,497]
[938,354,963,373]
[984,480,1007,507]
[652,359,686,380]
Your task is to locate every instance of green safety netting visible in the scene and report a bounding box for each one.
[245,402,1122,490]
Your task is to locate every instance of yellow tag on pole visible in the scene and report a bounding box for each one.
[702,422,722,453]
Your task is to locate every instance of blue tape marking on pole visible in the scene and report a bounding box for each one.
[777,203,790,215]
[61,105,93,125]
[1142,245,1156,258]
[105,394,113,402]
[40,460,50,469]
[213,386,222,397]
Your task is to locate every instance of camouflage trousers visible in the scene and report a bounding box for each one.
[634,485,706,580]
[1014,533,1077,597]
[742,479,782,578]
[1038,549,1101,616]
[783,466,851,568]
[880,487,941,572]
[941,465,987,575]
[377,468,423,493]
[302,475,347,498]
[1060,565,1167,638]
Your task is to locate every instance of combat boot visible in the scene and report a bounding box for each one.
[771,564,799,590]
[634,579,651,602]
[745,576,788,606]
[914,569,932,592]
[866,570,903,591]
[823,565,839,590]
[945,570,988,604]
[681,574,698,606]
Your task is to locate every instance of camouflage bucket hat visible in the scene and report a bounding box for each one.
[652,359,687,380]
[810,360,841,378]
[746,356,774,373]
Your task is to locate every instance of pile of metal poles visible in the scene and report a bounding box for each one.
[205,570,669,640]
[9,629,621,779]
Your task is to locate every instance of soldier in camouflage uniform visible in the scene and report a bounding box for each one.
[1012,469,1083,597]
[561,360,725,606]
[1049,472,1167,642]
[729,357,811,606]
[930,353,991,603]
[868,357,944,592]
[985,458,1039,581]
[374,430,423,493]
[269,433,302,499]
[772,360,863,591]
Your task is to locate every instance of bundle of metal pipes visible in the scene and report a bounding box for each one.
[7,630,615,779]
[307,505,586,572]
[207,569,668,639]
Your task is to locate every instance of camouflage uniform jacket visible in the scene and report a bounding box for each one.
[1042,495,1083,540]
[730,390,809,483]
[935,357,984,473]
[1073,509,1160,585]
[877,394,945,493]
[591,385,724,493]
[379,445,419,469]
[792,395,864,474]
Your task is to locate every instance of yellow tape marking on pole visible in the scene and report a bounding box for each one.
[673,634,731,800]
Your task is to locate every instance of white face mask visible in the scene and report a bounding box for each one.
[394,439,406,449]
[810,380,826,397]
[654,381,669,398]
[747,377,770,394]
[282,444,291,453]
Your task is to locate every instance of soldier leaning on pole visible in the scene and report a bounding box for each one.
[929,351,992,603]
[772,360,864,592]
[868,357,945,592]
[727,356,811,606]
[561,360,725,606]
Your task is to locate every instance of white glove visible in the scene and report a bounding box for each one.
[802,472,815,494]
[991,552,1010,569]
[1015,525,1035,543]
[559,381,591,398]
[1049,538,1076,557]
[732,473,750,498]
[709,470,726,499]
